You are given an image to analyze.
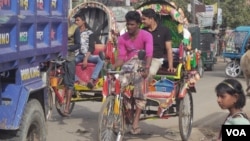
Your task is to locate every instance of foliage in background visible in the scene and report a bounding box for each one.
[220,0,250,28]
[89,0,250,28]
[157,0,250,28]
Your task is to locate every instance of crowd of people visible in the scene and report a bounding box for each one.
[63,8,250,138]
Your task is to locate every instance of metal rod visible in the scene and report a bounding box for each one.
[191,0,196,23]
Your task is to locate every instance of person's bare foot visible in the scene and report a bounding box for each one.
[130,127,141,135]
[63,111,70,117]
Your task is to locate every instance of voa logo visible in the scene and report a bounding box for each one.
[226,129,246,136]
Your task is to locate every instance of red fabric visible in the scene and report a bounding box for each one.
[105,41,115,64]
[115,79,120,94]
[94,42,115,64]
[93,44,106,55]
[102,79,108,96]
[179,43,184,59]
[75,44,105,83]
[75,41,116,82]
[75,63,95,83]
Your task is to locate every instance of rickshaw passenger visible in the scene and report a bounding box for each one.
[112,11,153,135]
[141,9,175,78]
[74,13,104,89]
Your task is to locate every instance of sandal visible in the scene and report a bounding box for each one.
[87,82,94,89]
[87,79,95,89]
[130,127,141,135]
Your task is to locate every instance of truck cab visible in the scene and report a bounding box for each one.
[0,0,68,140]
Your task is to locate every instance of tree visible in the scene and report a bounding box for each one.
[165,0,192,23]
[221,0,250,28]
[164,0,250,28]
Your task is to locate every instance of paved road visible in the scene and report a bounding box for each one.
[47,59,250,141]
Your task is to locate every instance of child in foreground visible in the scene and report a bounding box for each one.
[215,78,250,140]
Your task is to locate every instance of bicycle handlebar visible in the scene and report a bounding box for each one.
[50,59,66,65]
[107,70,122,74]
[107,67,145,75]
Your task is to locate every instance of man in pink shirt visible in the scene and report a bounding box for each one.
[112,11,153,134]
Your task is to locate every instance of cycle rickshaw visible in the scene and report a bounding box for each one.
[98,1,201,141]
[223,26,250,78]
[47,1,118,117]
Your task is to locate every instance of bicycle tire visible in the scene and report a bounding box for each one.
[55,95,75,117]
[55,82,75,117]
[48,61,75,117]
[178,91,193,141]
[123,96,135,126]
[47,87,54,120]
[98,95,125,141]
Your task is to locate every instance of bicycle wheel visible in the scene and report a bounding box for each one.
[123,96,135,126]
[55,86,75,117]
[47,87,54,120]
[98,95,125,141]
[178,91,193,141]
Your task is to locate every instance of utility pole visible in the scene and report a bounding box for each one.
[69,0,72,10]
[217,0,221,30]
[125,0,130,6]
[191,0,196,23]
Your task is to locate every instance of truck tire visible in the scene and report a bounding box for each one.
[13,99,47,141]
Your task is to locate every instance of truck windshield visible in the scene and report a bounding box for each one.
[225,31,248,53]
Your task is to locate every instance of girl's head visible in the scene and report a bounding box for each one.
[215,79,246,110]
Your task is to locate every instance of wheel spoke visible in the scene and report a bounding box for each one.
[179,92,193,141]
[225,61,241,77]
[182,96,191,132]
[98,96,124,141]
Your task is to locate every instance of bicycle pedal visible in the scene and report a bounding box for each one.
[167,107,175,114]
[72,94,77,98]
[55,102,61,109]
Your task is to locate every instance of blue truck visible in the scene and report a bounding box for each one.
[0,0,68,140]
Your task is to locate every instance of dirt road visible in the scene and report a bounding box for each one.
[47,59,250,141]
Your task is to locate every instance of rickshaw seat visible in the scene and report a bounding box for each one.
[75,44,106,83]
[156,59,179,75]
[156,60,183,80]
[157,67,177,76]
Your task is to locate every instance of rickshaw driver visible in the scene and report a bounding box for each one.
[111,11,153,135]
[141,9,175,81]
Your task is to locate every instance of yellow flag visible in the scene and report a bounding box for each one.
[213,2,218,15]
